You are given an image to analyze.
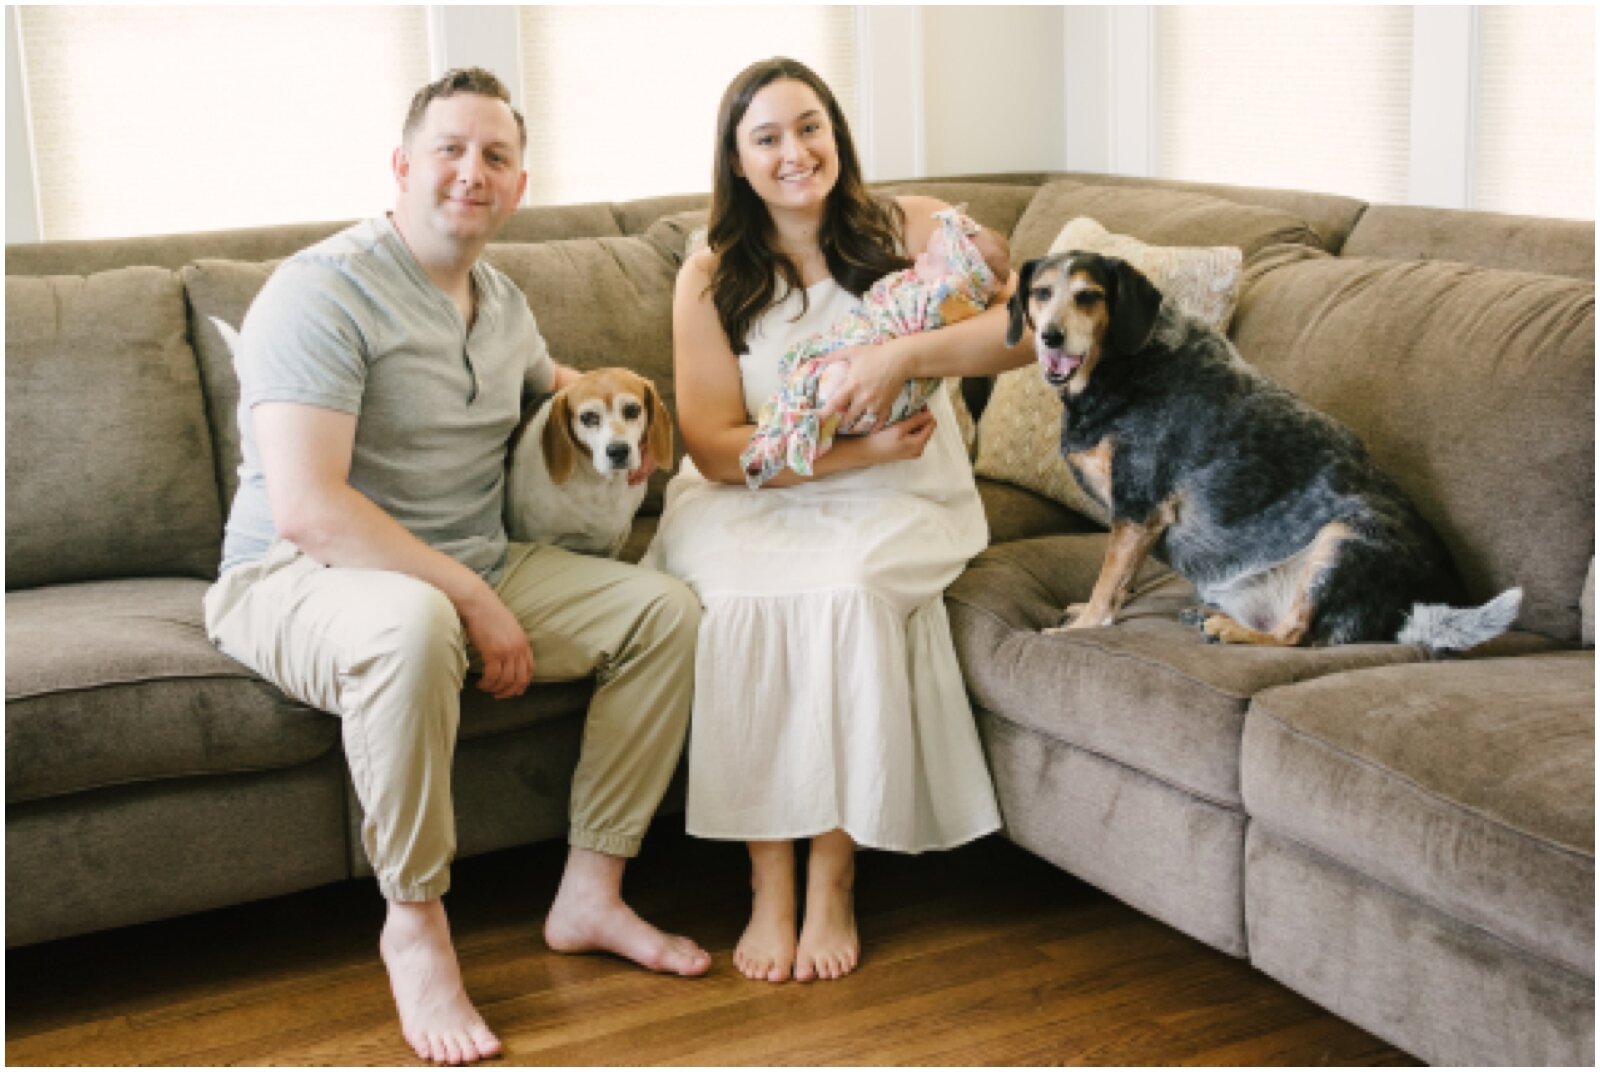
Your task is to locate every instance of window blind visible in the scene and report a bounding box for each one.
[1156,6,1413,203]
[518,5,858,205]
[1475,5,1594,220]
[19,5,429,240]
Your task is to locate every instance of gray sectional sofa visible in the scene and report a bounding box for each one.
[6,172,1593,1066]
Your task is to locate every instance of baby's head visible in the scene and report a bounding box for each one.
[971,227,1012,295]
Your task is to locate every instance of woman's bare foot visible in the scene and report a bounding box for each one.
[542,847,711,976]
[795,830,860,982]
[734,841,798,982]
[380,901,502,1065]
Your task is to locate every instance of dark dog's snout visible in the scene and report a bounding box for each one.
[606,442,631,467]
[1041,326,1065,349]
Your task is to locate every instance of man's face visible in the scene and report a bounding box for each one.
[393,92,527,248]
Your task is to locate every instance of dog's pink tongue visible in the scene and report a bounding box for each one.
[1042,349,1082,379]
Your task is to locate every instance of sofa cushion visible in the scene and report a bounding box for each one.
[483,235,685,510]
[1342,204,1595,282]
[4,578,336,804]
[976,479,1102,545]
[1008,178,1324,264]
[872,181,1042,240]
[945,535,1433,806]
[1057,172,1369,254]
[1241,652,1595,977]
[6,269,223,589]
[495,200,627,243]
[182,258,282,511]
[1233,246,1595,642]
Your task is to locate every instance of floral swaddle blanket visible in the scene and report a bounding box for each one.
[740,208,999,488]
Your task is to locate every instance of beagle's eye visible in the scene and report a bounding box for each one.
[1074,290,1103,309]
[621,402,643,421]
[579,411,601,428]
[1030,285,1053,303]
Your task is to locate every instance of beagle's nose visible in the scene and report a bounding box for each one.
[1041,326,1065,349]
[606,442,631,467]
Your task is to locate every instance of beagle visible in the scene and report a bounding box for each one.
[505,367,672,558]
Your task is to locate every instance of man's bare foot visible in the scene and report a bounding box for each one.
[380,901,502,1065]
[735,841,798,982]
[542,847,711,976]
[795,830,860,982]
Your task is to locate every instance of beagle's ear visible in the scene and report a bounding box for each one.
[1006,258,1042,347]
[540,391,578,486]
[1108,256,1163,355]
[644,380,674,474]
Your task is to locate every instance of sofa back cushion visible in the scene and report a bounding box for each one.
[181,259,282,512]
[1342,205,1595,282]
[5,268,223,588]
[1008,178,1325,265]
[1232,246,1595,642]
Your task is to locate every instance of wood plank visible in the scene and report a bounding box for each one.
[5,830,1418,1066]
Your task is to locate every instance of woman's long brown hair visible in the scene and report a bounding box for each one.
[707,57,909,354]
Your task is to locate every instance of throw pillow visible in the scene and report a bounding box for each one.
[973,219,1245,525]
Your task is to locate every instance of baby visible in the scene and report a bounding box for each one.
[741,208,1012,488]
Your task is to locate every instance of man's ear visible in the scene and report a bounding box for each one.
[1108,257,1162,354]
[540,391,577,486]
[392,145,411,190]
[1006,258,1041,347]
[644,381,674,473]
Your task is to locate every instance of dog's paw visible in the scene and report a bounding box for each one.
[1043,604,1104,634]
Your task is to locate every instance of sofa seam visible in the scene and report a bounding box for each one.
[6,669,296,704]
[1248,702,1596,863]
[1249,819,1594,985]
[8,750,342,808]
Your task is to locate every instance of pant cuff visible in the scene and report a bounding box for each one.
[570,827,643,858]
[380,872,452,903]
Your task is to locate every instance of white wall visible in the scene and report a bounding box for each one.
[921,5,1064,177]
[6,7,40,242]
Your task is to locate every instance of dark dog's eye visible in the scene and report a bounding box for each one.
[622,403,643,421]
[1074,290,1103,309]
[1030,285,1053,303]
[580,411,601,427]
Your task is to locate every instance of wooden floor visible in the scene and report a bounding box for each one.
[7,829,1417,1066]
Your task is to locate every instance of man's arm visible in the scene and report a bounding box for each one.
[254,401,534,699]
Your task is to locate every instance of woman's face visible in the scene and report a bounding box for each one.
[733,78,839,213]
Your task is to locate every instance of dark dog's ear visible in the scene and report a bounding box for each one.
[643,379,674,474]
[1005,258,1042,347]
[1108,257,1162,354]
[541,390,577,486]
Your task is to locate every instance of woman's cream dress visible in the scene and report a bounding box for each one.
[644,278,1000,852]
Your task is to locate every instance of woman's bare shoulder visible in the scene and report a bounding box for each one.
[891,194,952,256]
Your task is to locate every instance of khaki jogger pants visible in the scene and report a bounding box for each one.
[203,539,700,902]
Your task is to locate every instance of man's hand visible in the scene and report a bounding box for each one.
[458,584,534,699]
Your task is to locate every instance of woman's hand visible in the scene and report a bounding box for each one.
[818,336,913,434]
[857,409,937,466]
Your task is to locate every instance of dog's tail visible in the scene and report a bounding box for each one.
[208,316,242,355]
[1397,587,1523,652]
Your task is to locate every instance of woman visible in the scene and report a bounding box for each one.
[645,57,1032,984]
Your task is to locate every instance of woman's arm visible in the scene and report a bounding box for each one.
[673,249,936,487]
[820,195,1035,432]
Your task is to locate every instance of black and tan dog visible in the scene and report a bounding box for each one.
[1004,252,1520,650]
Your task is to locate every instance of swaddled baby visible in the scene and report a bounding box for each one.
[741,208,1011,488]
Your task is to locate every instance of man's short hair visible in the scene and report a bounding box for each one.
[403,67,527,152]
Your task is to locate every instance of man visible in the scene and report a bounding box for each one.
[203,68,708,1065]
